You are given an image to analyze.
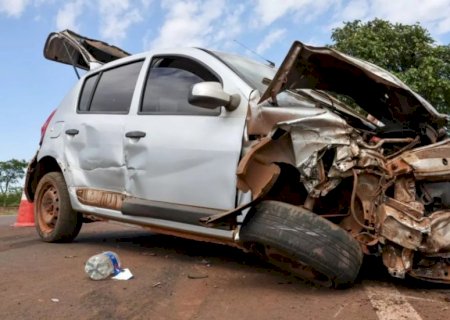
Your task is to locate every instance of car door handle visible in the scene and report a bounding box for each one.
[65,129,79,136]
[125,131,146,139]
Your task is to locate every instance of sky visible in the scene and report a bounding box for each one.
[0,0,450,162]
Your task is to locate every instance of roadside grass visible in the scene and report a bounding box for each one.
[0,207,18,215]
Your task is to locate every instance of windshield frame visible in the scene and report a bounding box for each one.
[202,48,277,93]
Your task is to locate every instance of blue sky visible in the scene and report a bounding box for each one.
[1,0,450,162]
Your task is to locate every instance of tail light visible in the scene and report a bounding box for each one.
[40,109,57,145]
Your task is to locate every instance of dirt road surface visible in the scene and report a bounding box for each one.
[1,215,449,320]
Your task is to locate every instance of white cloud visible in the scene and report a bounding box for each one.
[56,0,85,31]
[98,0,143,43]
[256,28,286,54]
[332,0,450,35]
[0,0,30,17]
[212,3,246,49]
[338,0,369,21]
[252,0,334,27]
[148,0,245,50]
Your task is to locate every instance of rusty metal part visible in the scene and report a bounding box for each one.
[350,170,375,231]
[410,260,450,283]
[385,197,424,220]
[354,172,383,222]
[382,245,413,279]
[394,177,424,216]
[37,184,60,234]
[386,157,413,176]
[237,133,293,196]
[378,203,427,250]
[390,139,450,180]
[426,210,450,253]
[378,198,450,254]
[354,232,378,252]
[357,137,415,150]
[76,188,124,211]
[386,136,421,159]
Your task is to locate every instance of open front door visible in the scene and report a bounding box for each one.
[43,29,130,70]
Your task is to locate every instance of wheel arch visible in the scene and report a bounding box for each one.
[25,155,63,201]
[201,131,307,226]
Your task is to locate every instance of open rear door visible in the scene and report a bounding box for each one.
[43,29,130,70]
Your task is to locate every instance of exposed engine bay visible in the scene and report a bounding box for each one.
[231,42,450,283]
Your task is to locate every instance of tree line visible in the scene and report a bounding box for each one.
[330,19,449,114]
[0,159,28,207]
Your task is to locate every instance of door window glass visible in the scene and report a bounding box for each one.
[81,60,143,113]
[141,57,221,116]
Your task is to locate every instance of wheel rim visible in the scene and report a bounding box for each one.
[37,183,60,234]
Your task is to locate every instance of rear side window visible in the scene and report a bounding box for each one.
[78,60,144,113]
[78,74,99,112]
[141,57,221,116]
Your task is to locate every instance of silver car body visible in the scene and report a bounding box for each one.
[27,30,450,284]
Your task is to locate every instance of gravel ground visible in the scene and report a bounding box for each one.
[1,215,449,320]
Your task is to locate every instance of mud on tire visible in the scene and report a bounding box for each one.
[35,172,82,242]
[240,201,363,287]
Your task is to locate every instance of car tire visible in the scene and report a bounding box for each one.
[240,201,363,287]
[34,172,82,242]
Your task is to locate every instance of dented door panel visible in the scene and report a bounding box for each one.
[63,114,127,193]
[124,115,246,210]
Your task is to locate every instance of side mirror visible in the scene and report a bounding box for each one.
[189,82,241,111]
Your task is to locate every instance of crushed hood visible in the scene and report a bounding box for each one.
[43,29,130,70]
[260,41,447,131]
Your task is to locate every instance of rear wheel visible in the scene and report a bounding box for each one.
[240,201,363,287]
[35,172,82,242]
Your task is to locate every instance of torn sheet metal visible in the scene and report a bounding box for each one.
[277,110,356,195]
[391,139,450,180]
[237,133,293,196]
[259,41,447,130]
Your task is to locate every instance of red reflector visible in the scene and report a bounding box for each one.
[40,109,57,145]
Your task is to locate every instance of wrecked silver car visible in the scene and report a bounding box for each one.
[26,30,450,287]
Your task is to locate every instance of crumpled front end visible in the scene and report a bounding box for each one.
[381,140,450,282]
[236,93,450,284]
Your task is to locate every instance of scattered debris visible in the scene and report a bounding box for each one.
[152,282,162,287]
[112,268,134,281]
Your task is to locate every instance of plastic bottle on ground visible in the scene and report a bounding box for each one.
[84,251,121,280]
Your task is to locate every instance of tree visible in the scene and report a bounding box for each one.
[0,159,28,206]
[330,19,450,114]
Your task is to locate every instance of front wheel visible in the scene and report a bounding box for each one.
[240,201,363,287]
[35,172,82,242]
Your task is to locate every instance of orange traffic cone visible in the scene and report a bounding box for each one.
[14,191,35,227]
